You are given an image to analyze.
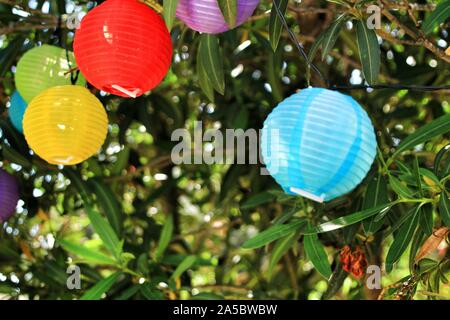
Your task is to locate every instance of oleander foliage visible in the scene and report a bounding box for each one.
[0,0,449,300]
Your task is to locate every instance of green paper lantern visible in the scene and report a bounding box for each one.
[15,45,86,102]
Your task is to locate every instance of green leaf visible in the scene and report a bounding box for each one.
[171,255,197,279]
[355,20,380,85]
[413,157,424,196]
[386,209,420,273]
[115,285,140,300]
[434,144,450,178]
[389,175,414,199]
[323,262,348,299]
[80,272,121,300]
[321,15,346,60]
[59,239,116,266]
[163,0,180,31]
[110,147,130,176]
[439,192,450,228]
[269,0,288,51]
[268,232,297,279]
[393,114,450,158]
[241,191,276,210]
[1,143,32,168]
[198,34,225,95]
[0,35,25,77]
[363,174,389,235]
[303,231,332,279]
[155,215,174,261]
[419,204,433,236]
[140,284,164,300]
[409,228,425,272]
[242,219,307,249]
[89,178,123,237]
[305,203,393,234]
[64,169,122,259]
[85,204,122,260]
[192,292,224,300]
[197,42,215,102]
[217,0,237,28]
[417,258,439,275]
[422,0,450,34]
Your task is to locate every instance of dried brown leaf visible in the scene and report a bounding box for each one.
[414,227,450,263]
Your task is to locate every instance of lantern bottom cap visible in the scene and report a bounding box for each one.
[290,187,325,203]
[108,84,142,98]
[47,155,83,166]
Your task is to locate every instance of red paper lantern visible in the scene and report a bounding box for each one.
[73,0,173,98]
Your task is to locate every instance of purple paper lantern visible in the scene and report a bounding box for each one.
[0,169,19,222]
[176,0,260,34]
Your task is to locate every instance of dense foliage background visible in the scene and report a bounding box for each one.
[0,0,449,300]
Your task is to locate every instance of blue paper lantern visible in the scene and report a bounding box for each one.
[8,91,28,133]
[261,88,377,202]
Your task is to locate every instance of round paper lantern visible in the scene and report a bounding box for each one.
[9,91,28,133]
[15,45,86,103]
[23,86,108,166]
[73,0,173,98]
[176,0,260,34]
[261,88,377,202]
[0,169,19,222]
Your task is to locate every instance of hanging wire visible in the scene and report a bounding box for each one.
[272,0,449,92]
[272,0,327,86]
[330,84,450,92]
[55,15,80,86]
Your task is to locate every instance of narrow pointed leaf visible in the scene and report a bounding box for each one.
[363,174,389,235]
[242,219,307,249]
[171,255,196,279]
[155,215,174,261]
[422,0,450,34]
[268,232,297,279]
[80,272,121,300]
[355,20,380,84]
[90,178,123,236]
[321,15,346,60]
[386,209,420,273]
[163,0,180,31]
[305,203,393,235]
[439,192,450,228]
[303,231,332,279]
[198,34,225,94]
[393,114,450,158]
[59,240,116,266]
[217,0,237,28]
[269,0,288,51]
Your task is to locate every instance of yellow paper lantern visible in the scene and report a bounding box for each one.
[15,45,86,103]
[23,86,108,165]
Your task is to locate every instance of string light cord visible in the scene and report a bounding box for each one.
[272,0,449,92]
[330,84,450,92]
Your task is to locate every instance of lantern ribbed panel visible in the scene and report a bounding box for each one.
[176,0,260,34]
[0,169,19,221]
[9,91,28,133]
[15,45,86,103]
[73,0,173,98]
[261,88,377,202]
[22,86,108,166]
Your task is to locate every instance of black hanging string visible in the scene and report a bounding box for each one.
[55,15,80,85]
[272,0,449,92]
[330,84,450,92]
[272,0,327,86]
